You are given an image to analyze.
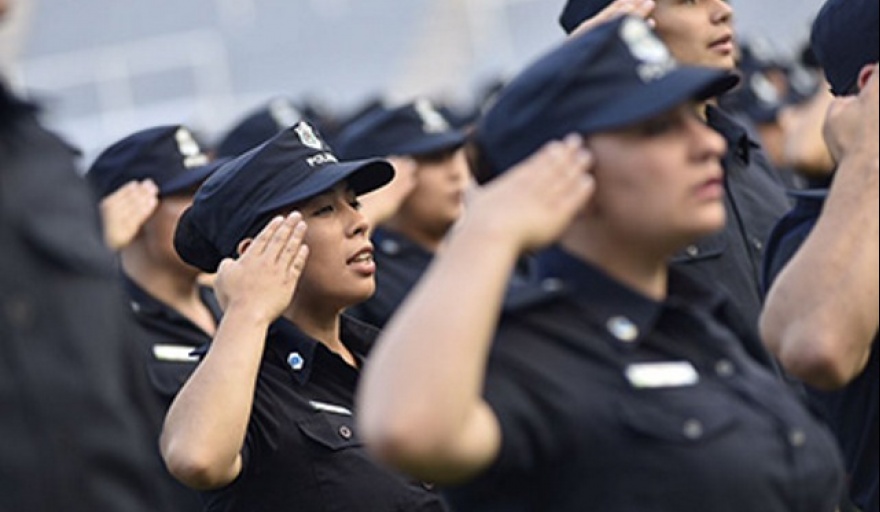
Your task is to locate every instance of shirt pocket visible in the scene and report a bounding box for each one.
[298,413,362,451]
[616,394,739,444]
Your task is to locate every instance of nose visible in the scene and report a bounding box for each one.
[347,203,371,238]
[710,0,733,24]
[688,116,727,160]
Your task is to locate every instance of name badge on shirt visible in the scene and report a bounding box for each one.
[625,361,699,388]
[152,343,199,363]
[309,400,353,416]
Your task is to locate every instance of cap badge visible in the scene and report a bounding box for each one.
[175,127,209,169]
[295,121,324,150]
[269,98,302,129]
[620,17,675,82]
[415,98,450,133]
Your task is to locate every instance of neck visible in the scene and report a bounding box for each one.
[121,250,216,335]
[288,305,356,367]
[558,229,670,301]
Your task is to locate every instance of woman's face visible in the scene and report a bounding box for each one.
[289,182,376,310]
[142,193,201,276]
[585,103,728,249]
[652,0,737,71]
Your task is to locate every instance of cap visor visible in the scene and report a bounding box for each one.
[581,67,739,134]
[392,130,467,157]
[160,158,232,196]
[257,158,395,216]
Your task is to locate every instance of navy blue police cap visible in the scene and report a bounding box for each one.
[333,98,466,160]
[474,16,738,177]
[214,97,303,158]
[87,125,217,198]
[559,0,613,34]
[810,0,879,95]
[174,120,394,272]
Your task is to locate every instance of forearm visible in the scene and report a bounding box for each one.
[160,305,271,489]
[358,217,519,470]
[762,152,879,387]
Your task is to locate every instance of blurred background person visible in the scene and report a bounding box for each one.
[86,124,228,511]
[760,0,879,510]
[334,98,472,329]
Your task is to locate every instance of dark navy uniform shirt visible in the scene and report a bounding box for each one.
[671,106,791,347]
[123,274,223,512]
[444,247,845,512]
[763,189,879,512]
[348,227,539,330]
[124,275,222,407]
[200,315,449,512]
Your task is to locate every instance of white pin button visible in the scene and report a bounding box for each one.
[607,316,639,342]
[287,352,305,371]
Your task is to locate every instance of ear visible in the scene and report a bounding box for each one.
[856,63,878,91]
[236,238,253,258]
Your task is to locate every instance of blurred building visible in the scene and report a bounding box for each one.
[5,0,825,167]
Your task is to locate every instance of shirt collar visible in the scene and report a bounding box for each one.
[706,105,758,166]
[123,273,223,321]
[265,315,378,385]
[536,246,727,345]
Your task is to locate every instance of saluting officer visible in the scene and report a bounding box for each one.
[161,121,451,511]
[357,16,845,511]
[87,125,227,511]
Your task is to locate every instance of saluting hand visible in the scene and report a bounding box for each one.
[214,212,310,324]
[99,178,159,250]
[464,134,595,254]
[569,0,655,39]
[823,64,879,166]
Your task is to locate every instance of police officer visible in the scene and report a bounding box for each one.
[760,1,879,510]
[356,17,845,511]
[334,99,472,329]
[161,120,450,511]
[86,125,227,512]
[559,0,793,361]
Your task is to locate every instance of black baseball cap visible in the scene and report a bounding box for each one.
[474,16,738,177]
[213,97,304,158]
[87,125,217,198]
[175,121,394,272]
[810,0,879,95]
[333,98,466,160]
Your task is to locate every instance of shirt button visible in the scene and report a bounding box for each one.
[541,277,564,292]
[683,419,704,440]
[606,316,639,342]
[788,429,806,447]
[421,481,435,491]
[338,425,353,440]
[751,237,764,251]
[380,239,400,255]
[714,359,735,377]
[685,245,700,257]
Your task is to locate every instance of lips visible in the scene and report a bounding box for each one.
[346,246,373,265]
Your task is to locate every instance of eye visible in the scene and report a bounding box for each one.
[349,198,362,210]
[312,204,334,216]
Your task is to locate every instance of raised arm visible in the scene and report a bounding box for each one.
[357,135,594,484]
[160,213,309,489]
[761,65,879,389]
